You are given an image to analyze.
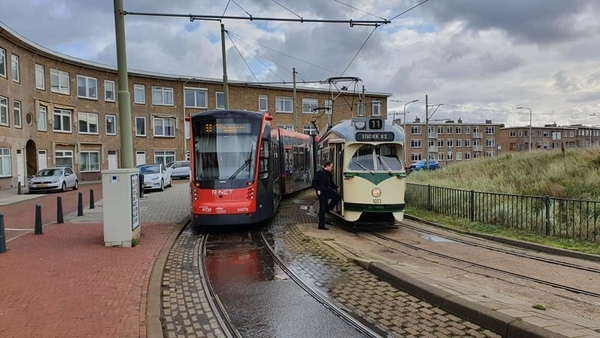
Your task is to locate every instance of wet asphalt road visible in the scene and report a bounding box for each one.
[205,231,369,338]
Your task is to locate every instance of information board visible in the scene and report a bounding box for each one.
[355,132,395,141]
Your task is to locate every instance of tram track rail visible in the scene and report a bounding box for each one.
[367,231,600,298]
[400,223,600,274]
[198,234,243,338]
[258,231,385,338]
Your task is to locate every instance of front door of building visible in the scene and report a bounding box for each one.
[38,150,47,170]
[135,151,146,166]
[108,151,118,170]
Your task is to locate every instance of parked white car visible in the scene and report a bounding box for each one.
[139,163,172,191]
[166,161,190,180]
[28,167,79,193]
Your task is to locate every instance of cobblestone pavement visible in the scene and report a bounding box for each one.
[263,193,501,338]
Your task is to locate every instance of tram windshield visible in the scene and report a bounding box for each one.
[348,144,402,172]
[192,117,260,180]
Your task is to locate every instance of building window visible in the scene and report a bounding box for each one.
[277,124,294,130]
[275,97,293,113]
[372,101,381,116]
[105,80,115,102]
[0,148,11,177]
[455,126,462,134]
[465,139,471,147]
[411,139,422,148]
[77,75,98,99]
[78,112,99,134]
[55,150,73,168]
[53,109,72,133]
[302,125,317,135]
[216,92,225,109]
[35,64,45,90]
[302,98,318,113]
[38,105,47,131]
[136,117,146,136]
[465,126,470,134]
[486,139,495,147]
[465,152,471,160]
[80,151,100,172]
[0,96,7,126]
[258,95,268,112]
[184,88,207,108]
[410,126,422,135]
[357,102,364,116]
[154,150,176,165]
[50,69,70,94]
[446,127,453,134]
[325,100,332,115]
[153,117,176,137]
[456,152,462,160]
[486,126,495,134]
[106,115,117,135]
[14,101,22,128]
[11,54,19,82]
[456,139,462,147]
[152,86,174,106]
[0,48,5,78]
[134,84,145,104]
[437,139,444,147]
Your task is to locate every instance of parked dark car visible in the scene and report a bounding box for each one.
[409,159,439,171]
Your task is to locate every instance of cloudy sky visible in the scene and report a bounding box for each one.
[2,0,600,127]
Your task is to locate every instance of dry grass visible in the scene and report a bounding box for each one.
[408,147,600,200]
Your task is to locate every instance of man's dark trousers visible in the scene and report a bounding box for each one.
[318,190,341,227]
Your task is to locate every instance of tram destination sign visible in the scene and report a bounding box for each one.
[355,132,395,141]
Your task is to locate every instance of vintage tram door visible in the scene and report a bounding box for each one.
[329,143,344,214]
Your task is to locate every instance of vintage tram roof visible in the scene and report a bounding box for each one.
[323,117,405,143]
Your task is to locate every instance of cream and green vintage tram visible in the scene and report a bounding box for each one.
[317,117,406,227]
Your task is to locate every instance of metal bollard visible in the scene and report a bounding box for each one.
[139,174,144,198]
[34,204,42,235]
[17,181,22,195]
[77,192,84,216]
[57,196,64,224]
[90,189,95,209]
[1,213,6,253]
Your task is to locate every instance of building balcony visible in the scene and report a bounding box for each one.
[473,145,483,152]
[472,133,482,138]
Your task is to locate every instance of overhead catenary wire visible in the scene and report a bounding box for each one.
[221,0,231,18]
[333,0,387,20]
[226,33,262,83]
[227,32,287,83]
[389,0,430,21]
[271,0,304,20]
[340,25,379,77]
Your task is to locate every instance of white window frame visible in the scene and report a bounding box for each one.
[0,48,6,78]
[134,84,145,104]
[78,112,99,135]
[53,108,72,133]
[151,86,174,106]
[372,101,382,116]
[80,151,101,172]
[216,92,225,109]
[184,88,208,108]
[325,99,332,115]
[135,117,146,136]
[275,96,293,113]
[411,139,423,148]
[0,96,7,126]
[153,117,176,137]
[50,69,70,95]
[38,105,48,131]
[258,95,268,112]
[77,75,98,100]
[14,101,22,128]
[277,124,294,131]
[35,64,45,90]
[302,98,318,114]
[106,115,117,135]
[0,148,11,177]
[104,80,115,102]
[11,54,19,83]
[154,150,176,165]
[302,125,317,135]
[55,150,74,169]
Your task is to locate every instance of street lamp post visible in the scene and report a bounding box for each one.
[517,106,532,151]
[403,99,419,166]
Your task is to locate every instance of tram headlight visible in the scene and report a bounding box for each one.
[371,187,381,197]
[355,121,366,130]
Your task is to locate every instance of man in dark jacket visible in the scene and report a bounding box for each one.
[312,161,341,230]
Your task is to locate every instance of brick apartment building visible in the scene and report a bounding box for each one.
[0,23,389,190]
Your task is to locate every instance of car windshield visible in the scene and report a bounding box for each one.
[173,161,189,168]
[347,144,403,171]
[36,168,62,177]
[140,165,160,174]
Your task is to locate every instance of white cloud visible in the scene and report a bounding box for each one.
[2,0,600,126]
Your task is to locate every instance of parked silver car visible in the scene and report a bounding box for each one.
[167,161,190,180]
[28,167,79,193]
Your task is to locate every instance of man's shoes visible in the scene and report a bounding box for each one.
[318,226,330,230]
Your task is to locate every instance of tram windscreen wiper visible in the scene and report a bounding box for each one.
[377,155,393,175]
[228,158,251,179]
[352,158,374,175]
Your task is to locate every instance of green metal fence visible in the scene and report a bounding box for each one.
[406,183,600,242]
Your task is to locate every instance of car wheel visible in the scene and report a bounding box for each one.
[73,180,79,190]
[160,179,165,191]
[61,182,67,192]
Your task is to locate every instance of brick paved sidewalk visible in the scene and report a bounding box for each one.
[0,222,178,338]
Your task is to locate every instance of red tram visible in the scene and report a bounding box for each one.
[186,110,316,232]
